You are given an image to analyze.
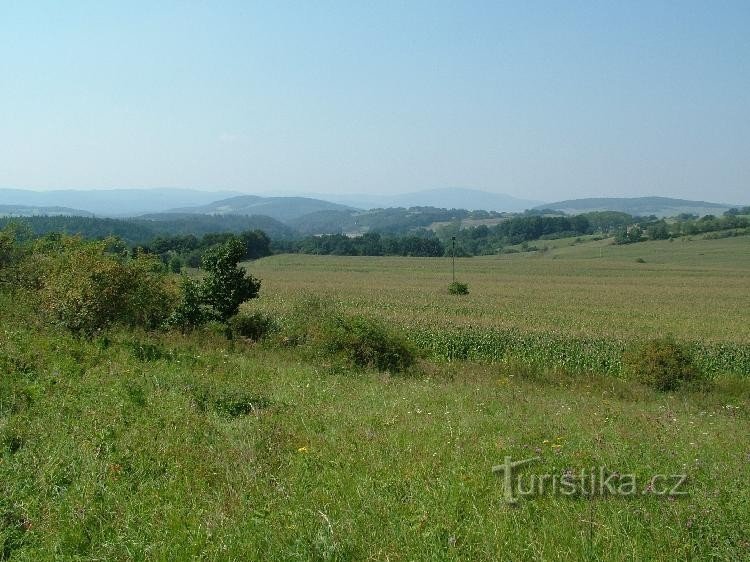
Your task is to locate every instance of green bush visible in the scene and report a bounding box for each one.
[319,314,416,372]
[279,296,416,373]
[168,276,211,332]
[39,238,177,336]
[228,311,275,341]
[168,254,183,273]
[623,337,701,391]
[448,281,469,295]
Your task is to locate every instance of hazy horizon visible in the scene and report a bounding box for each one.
[1,2,748,202]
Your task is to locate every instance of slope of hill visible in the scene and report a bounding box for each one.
[0,188,241,217]
[168,195,354,222]
[0,213,297,244]
[0,204,93,217]
[132,213,297,240]
[288,206,507,236]
[536,196,735,217]
[383,188,542,212]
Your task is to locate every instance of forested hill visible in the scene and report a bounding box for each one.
[0,214,297,245]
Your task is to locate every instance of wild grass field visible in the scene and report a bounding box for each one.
[248,236,750,342]
[1,235,749,560]
[248,237,750,378]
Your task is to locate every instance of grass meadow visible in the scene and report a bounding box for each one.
[247,236,750,342]
[2,236,749,560]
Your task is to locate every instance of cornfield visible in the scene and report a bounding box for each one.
[406,326,750,378]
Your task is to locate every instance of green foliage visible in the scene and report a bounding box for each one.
[624,337,702,391]
[228,311,275,341]
[168,276,210,332]
[278,297,416,372]
[646,221,670,240]
[0,223,32,287]
[281,232,445,257]
[448,281,469,295]
[167,239,262,331]
[38,238,177,336]
[318,314,416,372]
[0,214,295,245]
[168,254,183,273]
[144,230,271,267]
[201,238,261,321]
[614,226,644,244]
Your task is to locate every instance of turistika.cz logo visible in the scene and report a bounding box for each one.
[492,456,688,504]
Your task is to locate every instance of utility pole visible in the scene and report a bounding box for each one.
[451,236,456,282]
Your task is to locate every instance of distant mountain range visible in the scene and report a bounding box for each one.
[382,188,542,212]
[0,204,93,217]
[536,196,737,218]
[0,189,742,230]
[274,188,542,212]
[0,188,241,217]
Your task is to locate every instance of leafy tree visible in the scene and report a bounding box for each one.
[200,238,261,321]
[614,226,644,245]
[240,230,271,259]
[646,221,670,240]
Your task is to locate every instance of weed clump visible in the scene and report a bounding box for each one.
[624,337,702,391]
[281,296,416,373]
[319,314,415,372]
[228,311,275,341]
[189,382,272,418]
[448,281,469,295]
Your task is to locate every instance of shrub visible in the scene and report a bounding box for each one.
[318,314,416,372]
[125,251,180,330]
[39,238,176,336]
[279,296,416,373]
[168,254,183,273]
[168,276,210,332]
[623,337,701,391]
[448,281,469,295]
[228,311,275,341]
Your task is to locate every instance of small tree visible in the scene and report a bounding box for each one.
[200,238,261,322]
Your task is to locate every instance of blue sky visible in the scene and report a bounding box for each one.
[1,1,748,203]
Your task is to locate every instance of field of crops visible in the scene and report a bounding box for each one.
[248,236,750,376]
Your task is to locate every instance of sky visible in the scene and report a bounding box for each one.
[1,1,748,203]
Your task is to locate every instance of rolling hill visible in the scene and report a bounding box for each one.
[167,195,355,222]
[382,188,542,212]
[536,196,736,217]
[0,213,297,245]
[0,204,93,217]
